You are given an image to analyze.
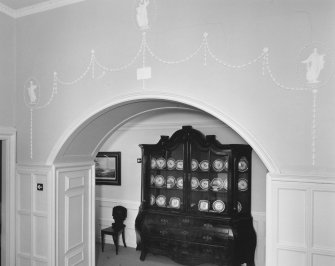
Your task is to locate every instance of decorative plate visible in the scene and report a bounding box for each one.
[156,195,166,207]
[191,159,199,171]
[237,201,242,213]
[222,177,228,190]
[150,195,155,205]
[154,175,165,187]
[198,200,209,211]
[212,200,225,212]
[191,177,200,190]
[223,158,228,170]
[176,177,183,189]
[200,179,209,190]
[238,158,248,172]
[166,176,176,189]
[212,159,225,172]
[199,160,209,171]
[151,158,157,169]
[169,197,181,209]
[150,174,155,185]
[166,158,176,170]
[156,157,166,169]
[238,178,248,191]
[210,177,224,191]
[176,160,183,170]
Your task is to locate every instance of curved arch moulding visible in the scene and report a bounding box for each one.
[48,91,279,174]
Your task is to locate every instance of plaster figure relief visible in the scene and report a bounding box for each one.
[136,0,150,30]
[301,48,325,84]
[27,80,38,104]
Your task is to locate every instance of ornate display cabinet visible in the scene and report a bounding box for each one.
[135,126,256,266]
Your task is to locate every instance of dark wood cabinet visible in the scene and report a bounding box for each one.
[135,126,256,266]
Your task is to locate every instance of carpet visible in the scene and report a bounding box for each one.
[95,243,218,266]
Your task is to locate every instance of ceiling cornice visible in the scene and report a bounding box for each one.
[0,2,16,17]
[0,0,85,19]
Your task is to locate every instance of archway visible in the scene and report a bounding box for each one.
[51,92,278,173]
[51,92,278,266]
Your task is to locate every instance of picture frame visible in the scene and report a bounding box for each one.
[95,152,121,185]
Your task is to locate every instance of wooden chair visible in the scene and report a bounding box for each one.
[101,205,127,254]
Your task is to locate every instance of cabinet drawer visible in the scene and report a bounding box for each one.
[143,224,231,246]
[144,213,178,227]
[188,229,231,245]
[143,224,190,241]
[146,238,231,263]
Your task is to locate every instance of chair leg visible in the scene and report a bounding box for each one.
[122,229,127,248]
[112,234,119,255]
[101,232,105,252]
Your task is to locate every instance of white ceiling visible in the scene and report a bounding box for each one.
[0,0,48,9]
[0,0,85,18]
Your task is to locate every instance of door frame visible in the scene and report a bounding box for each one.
[0,126,16,266]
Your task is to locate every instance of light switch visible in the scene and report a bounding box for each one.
[37,183,43,191]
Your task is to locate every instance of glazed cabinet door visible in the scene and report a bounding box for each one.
[144,134,186,212]
[234,149,252,215]
[188,135,232,216]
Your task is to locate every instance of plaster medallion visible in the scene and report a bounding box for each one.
[24,78,40,107]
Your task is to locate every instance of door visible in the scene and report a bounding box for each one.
[56,164,94,266]
[0,140,2,265]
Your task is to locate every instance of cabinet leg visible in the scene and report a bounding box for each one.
[140,250,147,261]
[101,232,105,252]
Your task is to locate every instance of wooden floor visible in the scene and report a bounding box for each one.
[95,243,218,266]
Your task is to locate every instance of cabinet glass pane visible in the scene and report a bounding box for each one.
[146,141,185,212]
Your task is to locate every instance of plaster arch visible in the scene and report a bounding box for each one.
[51,91,279,174]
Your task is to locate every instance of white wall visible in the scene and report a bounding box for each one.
[16,165,54,266]
[0,13,15,127]
[13,0,335,178]
[8,1,335,266]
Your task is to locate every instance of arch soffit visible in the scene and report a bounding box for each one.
[49,91,279,174]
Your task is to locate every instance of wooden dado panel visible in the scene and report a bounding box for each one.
[268,174,335,266]
[16,166,53,266]
[312,253,335,266]
[277,188,307,247]
[277,249,306,266]
[65,248,84,266]
[312,190,335,250]
[65,192,84,252]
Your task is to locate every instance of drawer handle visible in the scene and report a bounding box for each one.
[160,230,168,236]
[203,223,213,229]
[181,230,189,236]
[203,235,212,241]
[182,218,190,224]
[160,218,168,225]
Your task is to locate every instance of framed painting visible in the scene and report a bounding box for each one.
[95,152,121,185]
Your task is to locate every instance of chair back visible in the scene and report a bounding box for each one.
[112,205,127,226]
